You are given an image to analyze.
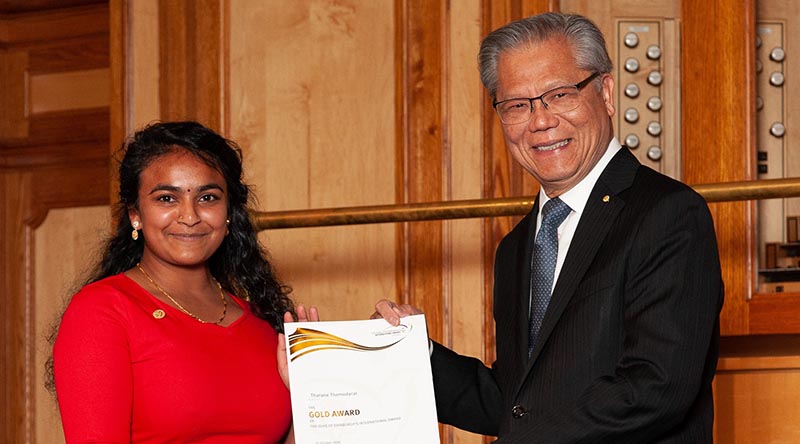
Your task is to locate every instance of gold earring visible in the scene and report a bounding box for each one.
[225,219,230,236]
[131,221,140,241]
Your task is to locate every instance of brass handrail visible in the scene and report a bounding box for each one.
[252,177,800,230]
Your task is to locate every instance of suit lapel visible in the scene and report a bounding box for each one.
[500,199,540,362]
[522,148,641,375]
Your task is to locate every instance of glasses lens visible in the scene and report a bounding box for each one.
[496,99,531,124]
[541,87,581,114]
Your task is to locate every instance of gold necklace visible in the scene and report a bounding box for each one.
[136,263,227,324]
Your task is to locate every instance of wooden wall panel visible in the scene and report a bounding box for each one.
[0,3,110,442]
[0,170,31,444]
[0,165,109,444]
[0,49,28,139]
[158,0,223,128]
[681,0,755,336]
[128,0,160,130]
[29,68,109,113]
[34,206,110,444]
[51,1,800,443]
[228,1,396,321]
[398,0,445,343]
[447,0,485,390]
[715,336,800,443]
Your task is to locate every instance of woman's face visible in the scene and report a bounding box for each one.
[128,148,229,269]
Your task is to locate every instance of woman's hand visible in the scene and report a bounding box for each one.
[277,305,319,389]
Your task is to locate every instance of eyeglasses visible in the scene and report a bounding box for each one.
[492,72,601,125]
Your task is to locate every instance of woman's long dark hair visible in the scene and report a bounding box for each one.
[99,120,295,328]
[46,121,294,394]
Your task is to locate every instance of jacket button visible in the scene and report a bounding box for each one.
[511,405,527,418]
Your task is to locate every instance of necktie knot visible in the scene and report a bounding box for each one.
[540,197,571,229]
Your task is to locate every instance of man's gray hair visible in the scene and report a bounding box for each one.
[478,12,613,100]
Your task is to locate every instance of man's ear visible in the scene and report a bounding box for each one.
[601,74,615,117]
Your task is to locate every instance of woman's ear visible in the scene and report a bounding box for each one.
[128,207,141,229]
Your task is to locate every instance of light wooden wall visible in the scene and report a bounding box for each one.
[0,4,110,443]
[4,0,800,443]
[714,336,800,443]
[227,0,399,320]
[113,1,500,442]
[226,2,490,442]
[34,206,110,444]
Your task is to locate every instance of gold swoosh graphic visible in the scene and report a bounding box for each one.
[288,325,411,362]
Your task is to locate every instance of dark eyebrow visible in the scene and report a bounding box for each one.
[147,183,225,195]
[197,184,225,193]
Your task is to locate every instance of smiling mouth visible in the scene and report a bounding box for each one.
[535,139,570,151]
[170,233,209,240]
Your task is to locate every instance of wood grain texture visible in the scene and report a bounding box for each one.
[749,293,800,334]
[0,164,109,444]
[29,68,109,113]
[227,1,396,322]
[398,0,444,341]
[0,48,28,139]
[0,3,107,43]
[681,0,755,336]
[34,206,110,444]
[715,335,800,443]
[0,170,31,444]
[108,0,128,212]
[158,0,222,128]
[0,3,110,442]
[27,33,108,74]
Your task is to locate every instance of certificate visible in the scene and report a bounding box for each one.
[285,314,440,444]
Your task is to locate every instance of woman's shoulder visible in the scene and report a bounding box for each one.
[65,273,150,319]
[72,273,140,300]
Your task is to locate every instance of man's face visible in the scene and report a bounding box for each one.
[495,37,615,197]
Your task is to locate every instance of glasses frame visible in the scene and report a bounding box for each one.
[492,72,602,124]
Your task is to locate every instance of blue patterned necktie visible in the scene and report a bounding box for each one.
[528,197,572,357]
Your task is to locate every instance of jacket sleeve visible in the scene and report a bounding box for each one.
[430,341,504,436]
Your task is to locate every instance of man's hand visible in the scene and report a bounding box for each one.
[371,299,423,326]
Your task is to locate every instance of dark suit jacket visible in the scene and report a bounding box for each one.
[430,147,724,443]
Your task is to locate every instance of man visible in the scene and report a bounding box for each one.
[375,12,723,443]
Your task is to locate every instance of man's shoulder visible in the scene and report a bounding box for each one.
[494,208,534,257]
[627,164,704,202]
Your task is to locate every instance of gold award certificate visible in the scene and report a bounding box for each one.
[285,314,440,444]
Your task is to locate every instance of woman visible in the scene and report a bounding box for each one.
[53,121,298,443]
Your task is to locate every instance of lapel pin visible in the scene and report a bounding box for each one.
[153,309,166,319]
[602,195,610,203]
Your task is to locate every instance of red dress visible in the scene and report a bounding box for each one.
[53,273,292,444]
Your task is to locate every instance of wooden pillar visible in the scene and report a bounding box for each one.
[681,0,756,335]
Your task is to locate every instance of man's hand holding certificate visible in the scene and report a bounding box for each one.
[284,314,440,444]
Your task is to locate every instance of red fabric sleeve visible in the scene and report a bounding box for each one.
[54,285,133,444]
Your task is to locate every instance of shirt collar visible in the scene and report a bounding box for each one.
[538,137,622,215]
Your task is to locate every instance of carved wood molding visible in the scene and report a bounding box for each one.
[157,0,224,128]
[0,163,109,444]
[0,3,110,442]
